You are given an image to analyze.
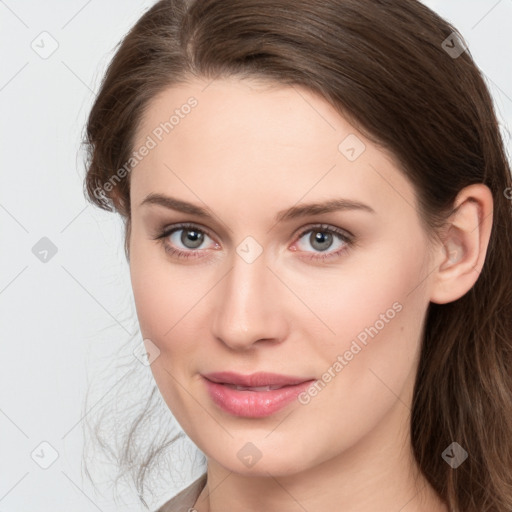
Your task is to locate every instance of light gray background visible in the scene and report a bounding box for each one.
[1,1,511,510]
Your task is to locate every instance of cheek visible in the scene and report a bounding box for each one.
[129,227,203,342]
[130,245,204,423]
[300,230,430,386]
[129,245,168,341]
[312,226,430,340]
[292,256,429,452]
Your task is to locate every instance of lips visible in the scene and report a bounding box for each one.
[202,371,316,417]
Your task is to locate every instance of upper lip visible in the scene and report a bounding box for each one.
[202,371,314,387]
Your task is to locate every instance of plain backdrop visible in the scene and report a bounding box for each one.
[1,1,511,510]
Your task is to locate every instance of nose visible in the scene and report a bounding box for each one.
[211,246,289,351]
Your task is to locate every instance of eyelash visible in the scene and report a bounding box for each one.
[153,222,354,262]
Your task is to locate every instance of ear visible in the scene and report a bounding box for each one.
[429,184,493,305]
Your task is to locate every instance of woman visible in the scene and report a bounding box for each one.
[82,0,512,511]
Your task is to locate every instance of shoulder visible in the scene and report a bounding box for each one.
[155,473,208,512]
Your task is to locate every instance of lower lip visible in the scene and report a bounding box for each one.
[203,377,316,418]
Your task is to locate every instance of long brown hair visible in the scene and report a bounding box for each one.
[82,1,512,510]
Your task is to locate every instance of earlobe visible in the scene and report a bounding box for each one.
[430,184,493,305]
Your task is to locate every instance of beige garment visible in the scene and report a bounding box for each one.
[155,473,207,512]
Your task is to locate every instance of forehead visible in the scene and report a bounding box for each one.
[130,77,417,224]
[135,76,347,155]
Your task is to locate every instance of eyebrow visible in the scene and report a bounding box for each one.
[139,193,375,222]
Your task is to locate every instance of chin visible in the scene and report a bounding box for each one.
[206,442,315,478]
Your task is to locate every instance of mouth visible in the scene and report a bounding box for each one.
[222,383,288,391]
[201,371,316,418]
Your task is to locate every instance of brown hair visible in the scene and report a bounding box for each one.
[82,0,512,510]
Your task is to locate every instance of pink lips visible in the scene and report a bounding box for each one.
[202,371,316,418]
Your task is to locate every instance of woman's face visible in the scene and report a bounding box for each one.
[128,77,438,476]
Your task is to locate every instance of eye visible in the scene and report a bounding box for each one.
[154,223,220,260]
[292,224,353,261]
[153,222,354,262]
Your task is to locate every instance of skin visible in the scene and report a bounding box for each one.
[126,77,493,512]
